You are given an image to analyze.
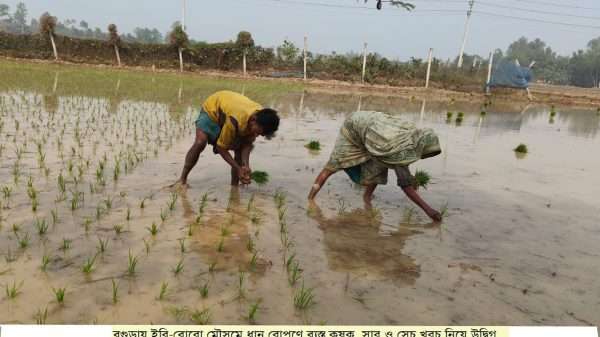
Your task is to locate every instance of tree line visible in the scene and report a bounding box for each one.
[1,2,600,88]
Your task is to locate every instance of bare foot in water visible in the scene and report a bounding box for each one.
[169,180,189,191]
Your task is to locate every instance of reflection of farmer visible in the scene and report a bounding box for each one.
[307,204,420,284]
[308,111,442,222]
[174,91,280,187]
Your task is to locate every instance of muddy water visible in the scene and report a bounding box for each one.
[0,62,599,326]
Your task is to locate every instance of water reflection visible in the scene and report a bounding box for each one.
[308,205,421,285]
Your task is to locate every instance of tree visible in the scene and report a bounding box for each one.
[39,12,58,60]
[13,2,27,33]
[277,39,299,64]
[108,24,122,67]
[506,37,567,84]
[79,20,89,30]
[168,22,189,72]
[0,4,10,19]
[236,31,255,76]
[133,27,163,44]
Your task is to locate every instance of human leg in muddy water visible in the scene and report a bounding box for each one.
[308,168,442,222]
[175,128,208,188]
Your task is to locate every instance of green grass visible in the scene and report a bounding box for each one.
[41,254,50,271]
[514,143,528,154]
[250,171,269,185]
[190,308,211,325]
[34,218,49,235]
[248,300,261,323]
[305,140,321,151]
[127,250,138,275]
[414,169,431,189]
[199,282,209,298]
[158,281,169,300]
[147,222,159,236]
[293,281,315,310]
[52,287,66,304]
[5,280,23,299]
[16,232,30,249]
[172,259,184,276]
[111,279,119,304]
[82,254,98,274]
[97,237,109,254]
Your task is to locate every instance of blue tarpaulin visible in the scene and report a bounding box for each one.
[488,60,533,89]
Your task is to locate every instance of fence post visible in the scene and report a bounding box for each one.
[361,42,368,84]
[486,51,494,93]
[425,48,433,89]
[303,35,308,81]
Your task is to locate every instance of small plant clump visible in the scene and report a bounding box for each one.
[250,171,269,185]
[190,308,211,325]
[514,143,528,154]
[413,169,431,190]
[293,281,315,310]
[52,287,66,304]
[305,140,321,151]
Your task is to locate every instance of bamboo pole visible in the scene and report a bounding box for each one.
[425,48,433,89]
[361,42,368,84]
[178,48,184,72]
[114,45,121,67]
[49,33,58,60]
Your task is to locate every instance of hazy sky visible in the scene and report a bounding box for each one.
[3,0,600,61]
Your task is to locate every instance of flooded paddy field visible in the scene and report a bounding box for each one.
[0,60,599,325]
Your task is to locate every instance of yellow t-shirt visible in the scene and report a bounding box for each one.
[202,91,263,149]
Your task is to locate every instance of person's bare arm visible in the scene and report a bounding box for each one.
[401,185,442,222]
[308,169,335,200]
[216,145,247,182]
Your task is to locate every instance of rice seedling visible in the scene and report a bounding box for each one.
[250,171,269,185]
[414,169,431,189]
[178,238,186,253]
[514,143,528,154]
[33,249,49,270]
[113,224,124,235]
[305,140,321,151]
[96,236,108,254]
[82,254,98,274]
[446,112,453,120]
[238,271,246,298]
[198,192,209,213]
[274,190,286,208]
[160,208,168,222]
[59,238,72,251]
[480,110,487,116]
[217,237,225,252]
[143,238,151,254]
[455,115,463,124]
[550,105,557,117]
[248,300,261,323]
[172,259,184,276]
[5,247,17,263]
[51,209,58,225]
[147,222,159,236]
[127,250,138,276]
[250,211,262,224]
[249,251,258,271]
[111,279,119,304]
[35,218,49,236]
[190,308,211,325]
[12,223,20,233]
[70,191,83,211]
[208,262,217,272]
[288,261,302,286]
[168,192,178,211]
[35,307,48,324]
[2,185,12,200]
[157,281,169,300]
[440,202,449,218]
[104,196,113,210]
[16,232,30,249]
[83,217,93,232]
[52,287,66,304]
[293,281,315,310]
[247,237,255,252]
[221,226,231,237]
[126,207,131,221]
[5,280,23,299]
[199,282,209,298]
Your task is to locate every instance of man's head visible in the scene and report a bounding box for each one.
[248,108,280,139]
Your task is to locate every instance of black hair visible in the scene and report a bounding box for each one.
[255,108,280,139]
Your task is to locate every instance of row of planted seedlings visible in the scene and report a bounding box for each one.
[273,190,317,315]
[0,91,197,323]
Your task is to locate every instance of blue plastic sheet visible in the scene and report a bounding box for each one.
[488,60,533,89]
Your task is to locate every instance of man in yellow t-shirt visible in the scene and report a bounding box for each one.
[174,91,280,187]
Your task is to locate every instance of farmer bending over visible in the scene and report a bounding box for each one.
[174,90,279,187]
[308,110,442,222]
